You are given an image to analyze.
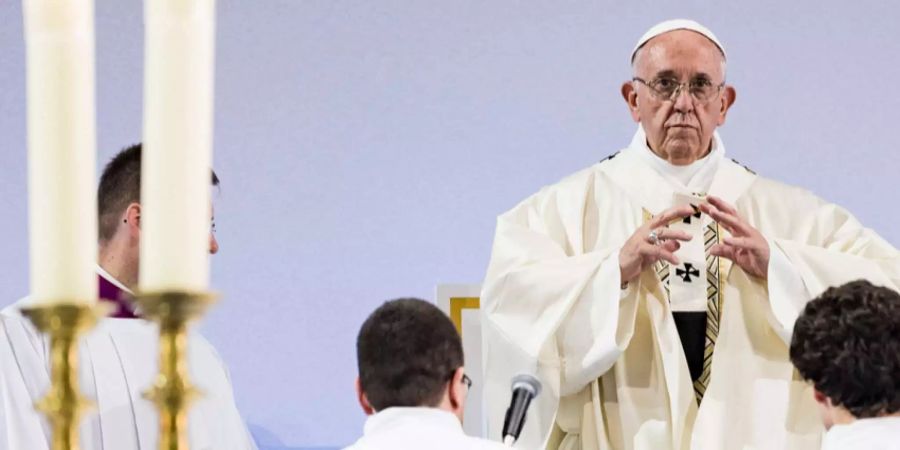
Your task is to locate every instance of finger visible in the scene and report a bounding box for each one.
[707,196,738,215]
[655,228,693,242]
[653,245,680,265]
[640,244,679,265]
[660,240,681,253]
[642,230,685,249]
[656,246,680,265]
[651,205,697,228]
[706,207,750,236]
[698,202,717,216]
[723,236,760,251]
[709,243,736,260]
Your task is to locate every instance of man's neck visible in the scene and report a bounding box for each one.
[98,240,138,291]
[647,142,713,166]
[831,408,900,427]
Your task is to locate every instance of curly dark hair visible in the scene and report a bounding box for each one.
[356,298,463,411]
[789,280,900,418]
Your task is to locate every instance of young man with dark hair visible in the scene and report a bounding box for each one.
[1,144,255,450]
[790,280,900,449]
[346,298,506,449]
[95,143,219,317]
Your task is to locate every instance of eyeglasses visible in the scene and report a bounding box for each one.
[632,76,724,104]
[461,373,473,390]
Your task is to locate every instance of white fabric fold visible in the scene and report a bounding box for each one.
[764,238,811,343]
[628,125,725,194]
[821,417,900,450]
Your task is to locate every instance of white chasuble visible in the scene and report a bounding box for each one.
[0,312,257,450]
[480,127,900,450]
[1,314,49,450]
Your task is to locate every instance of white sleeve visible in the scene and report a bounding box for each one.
[191,336,259,450]
[556,250,639,394]
[481,195,639,446]
[764,200,900,343]
[0,315,51,450]
[764,238,810,343]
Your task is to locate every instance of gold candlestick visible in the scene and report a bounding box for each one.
[20,303,107,450]
[133,291,218,450]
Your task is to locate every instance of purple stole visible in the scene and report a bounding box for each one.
[98,274,138,319]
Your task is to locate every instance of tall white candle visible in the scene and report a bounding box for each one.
[140,0,216,292]
[24,0,98,305]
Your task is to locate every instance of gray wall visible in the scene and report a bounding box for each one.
[2,1,898,447]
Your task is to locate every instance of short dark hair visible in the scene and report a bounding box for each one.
[356,298,464,411]
[97,143,220,241]
[789,280,900,418]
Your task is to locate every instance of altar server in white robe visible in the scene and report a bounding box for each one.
[0,144,256,450]
[480,19,900,450]
[789,280,900,450]
[346,298,508,450]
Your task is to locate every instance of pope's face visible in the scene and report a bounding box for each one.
[622,30,736,166]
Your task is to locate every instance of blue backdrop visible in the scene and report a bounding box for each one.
[1,1,898,447]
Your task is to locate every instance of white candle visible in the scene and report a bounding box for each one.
[24,0,98,305]
[140,0,216,292]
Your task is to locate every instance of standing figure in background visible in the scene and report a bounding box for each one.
[95,143,220,317]
[0,144,256,450]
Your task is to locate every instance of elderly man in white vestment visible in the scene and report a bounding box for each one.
[480,19,900,450]
[0,144,256,450]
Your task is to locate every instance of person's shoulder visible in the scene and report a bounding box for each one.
[743,169,824,207]
[516,158,613,207]
[1,296,31,317]
[556,150,630,187]
[187,332,237,382]
[497,155,630,224]
[187,330,219,355]
[720,158,822,207]
[461,435,511,449]
[0,309,29,332]
[341,439,372,450]
[0,303,45,352]
[541,146,639,197]
[537,163,601,193]
[186,331,231,376]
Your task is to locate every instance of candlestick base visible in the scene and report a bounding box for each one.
[20,303,110,450]
[132,291,218,450]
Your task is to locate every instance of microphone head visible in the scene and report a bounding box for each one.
[510,373,542,397]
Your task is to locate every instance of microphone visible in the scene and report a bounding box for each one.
[501,373,542,446]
